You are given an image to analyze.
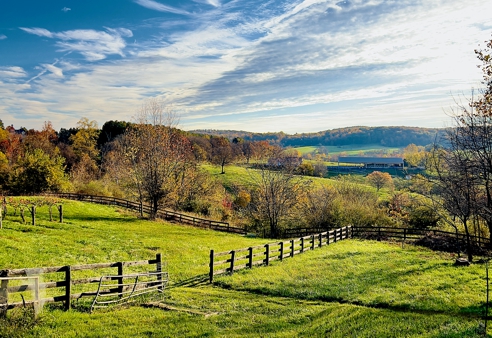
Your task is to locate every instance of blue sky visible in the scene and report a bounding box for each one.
[1,0,491,133]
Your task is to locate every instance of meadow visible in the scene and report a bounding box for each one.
[294,144,402,157]
[0,200,489,337]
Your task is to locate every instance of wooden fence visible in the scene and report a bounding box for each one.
[284,226,491,251]
[209,226,352,282]
[0,254,165,313]
[50,193,245,235]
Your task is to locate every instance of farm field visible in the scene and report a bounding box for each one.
[0,201,489,337]
[294,144,402,157]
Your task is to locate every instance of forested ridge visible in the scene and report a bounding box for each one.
[191,126,445,147]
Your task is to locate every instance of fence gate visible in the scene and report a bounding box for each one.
[90,270,168,313]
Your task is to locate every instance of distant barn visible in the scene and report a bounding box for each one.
[338,157,404,169]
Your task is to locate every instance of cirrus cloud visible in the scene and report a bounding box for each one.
[20,27,133,61]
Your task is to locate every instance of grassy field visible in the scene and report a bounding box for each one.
[295,144,401,156]
[0,201,489,337]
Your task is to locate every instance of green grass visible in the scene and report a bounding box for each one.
[295,144,401,156]
[0,200,270,281]
[0,201,489,337]
[214,240,486,315]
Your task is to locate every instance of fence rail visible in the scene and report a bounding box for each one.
[50,193,245,235]
[209,226,352,282]
[0,254,165,312]
[284,226,491,250]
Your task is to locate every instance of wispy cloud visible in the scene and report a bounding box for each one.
[134,0,189,15]
[61,7,71,12]
[20,27,133,61]
[0,35,7,40]
[3,0,492,133]
[194,0,221,7]
[0,66,26,78]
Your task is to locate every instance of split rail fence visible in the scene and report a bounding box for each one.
[0,254,166,314]
[209,226,352,282]
[51,193,245,235]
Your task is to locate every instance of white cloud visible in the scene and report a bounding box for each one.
[20,27,53,38]
[133,0,189,15]
[0,35,7,40]
[0,66,27,78]
[42,64,64,78]
[20,27,133,61]
[61,7,71,12]
[194,0,221,7]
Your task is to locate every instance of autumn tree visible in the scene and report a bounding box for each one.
[403,143,426,167]
[117,99,191,219]
[8,149,70,194]
[248,165,310,237]
[70,118,100,183]
[210,136,235,174]
[366,171,393,191]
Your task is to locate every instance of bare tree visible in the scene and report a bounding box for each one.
[248,165,310,237]
[118,99,191,219]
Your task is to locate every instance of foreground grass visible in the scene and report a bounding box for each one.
[0,201,490,337]
[214,240,486,316]
[11,287,484,338]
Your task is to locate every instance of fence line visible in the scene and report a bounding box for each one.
[284,226,491,250]
[209,226,352,282]
[0,254,165,313]
[49,193,245,235]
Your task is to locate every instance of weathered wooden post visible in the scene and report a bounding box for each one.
[327,230,330,245]
[319,233,323,247]
[290,240,295,257]
[300,237,304,252]
[279,242,284,261]
[155,253,162,292]
[209,250,214,283]
[0,270,8,318]
[334,229,337,243]
[248,247,253,268]
[264,244,270,266]
[58,205,63,223]
[65,266,71,311]
[229,250,236,274]
[31,206,36,226]
[311,235,315,250]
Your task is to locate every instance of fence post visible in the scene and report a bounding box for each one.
[334,229,337,243]
[116,262,124,296]
[319,233,323,247]
[65,266,71,311]
[31,206,36,226]
[291,240,295,257]
[209,250,214,283]
[403,228,407,241]
[327,230,330,245]
[0,272,8,318]
[346,226,349,239]
[265,244,270,266]
[248,247,253,268]
[311,235,315,250]
[230,250,236,274]
[301,238,304,252]
[58,205,63,223]
[378,227,381,241]
[279,242,284,261]
[155,253,162,292]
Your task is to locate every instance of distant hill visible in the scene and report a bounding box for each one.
[190,126,445,148]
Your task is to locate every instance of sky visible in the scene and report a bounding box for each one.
[0,0,492,133]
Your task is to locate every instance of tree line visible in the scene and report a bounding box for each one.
[192,126,445,148]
